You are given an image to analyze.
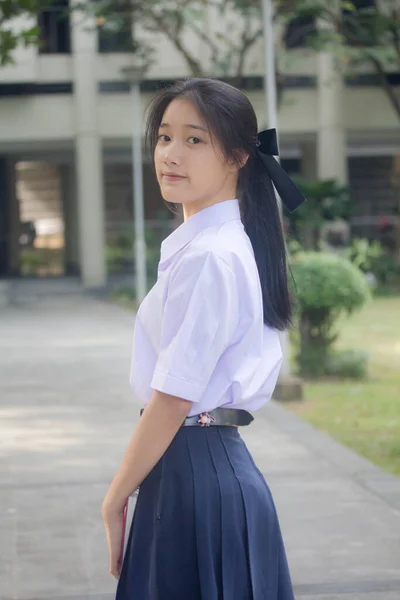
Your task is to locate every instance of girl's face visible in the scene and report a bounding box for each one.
[154,97,239,219]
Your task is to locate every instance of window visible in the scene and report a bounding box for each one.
[284,15,315,49]
[343,0,376,46]
[98,25,134,53]
[283,0,376,50]
[279,0,315,49]
[98,1,134,53]
[350,0,375,8]
[38,0,70,54]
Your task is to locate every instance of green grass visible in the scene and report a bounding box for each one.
[112,286,400,476]
[286,296,400,477]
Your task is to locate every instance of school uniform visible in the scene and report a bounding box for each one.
[116,198,295,600]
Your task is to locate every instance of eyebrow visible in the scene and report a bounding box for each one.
[159,122,208,133]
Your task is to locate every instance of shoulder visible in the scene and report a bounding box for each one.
[185,221,253,273]
[163,246,240,330]
[170,247,235,287]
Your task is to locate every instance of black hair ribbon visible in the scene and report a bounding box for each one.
[256,128,306,213]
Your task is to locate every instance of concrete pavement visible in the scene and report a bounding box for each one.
[0,294,399,600]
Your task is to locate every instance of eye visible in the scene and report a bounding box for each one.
[188,136,202,145]
[157,134,170,142]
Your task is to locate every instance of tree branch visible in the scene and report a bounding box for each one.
[389,7,400,63]
[284,22,316,48]
[369,54,400,120]
[146,10,205,76]
[235,23,263,78]
[184,19,220,60]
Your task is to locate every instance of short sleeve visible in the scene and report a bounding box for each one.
[150,251,239,402]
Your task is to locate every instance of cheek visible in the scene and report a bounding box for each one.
[198,158,222,185]
[154,147,163,175]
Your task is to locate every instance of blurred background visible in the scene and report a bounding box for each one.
[0,1,399,598]
[0,0,399,288]
[1,0,399,472]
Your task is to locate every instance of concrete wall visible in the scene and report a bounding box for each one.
[1,1,399,286]
[0,87,398,149]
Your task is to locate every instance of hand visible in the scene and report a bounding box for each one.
[102,504,125,579]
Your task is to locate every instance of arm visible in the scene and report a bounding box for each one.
[102,389,192,516]
[103,251,237,578]
[104,252,237,518]
[102,390,192,579]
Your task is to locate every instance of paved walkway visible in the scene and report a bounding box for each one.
[0,295,399,600]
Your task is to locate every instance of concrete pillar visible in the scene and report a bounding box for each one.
[71,0,105,287]
[0,158,9,276]
[301,140,317,181]
[316,18,348,185]
[60,165,79,275]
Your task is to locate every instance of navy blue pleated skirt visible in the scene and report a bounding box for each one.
[115,425,295,600]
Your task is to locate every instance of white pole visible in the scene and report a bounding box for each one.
[261,0,291,378]
[262,0,278,134]
[131,81,147,305]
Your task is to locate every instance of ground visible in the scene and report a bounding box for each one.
[286,295,400,477]
[0,294,399,599]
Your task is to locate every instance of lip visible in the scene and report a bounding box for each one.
[162,173,187,182]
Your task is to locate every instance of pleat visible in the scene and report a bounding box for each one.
[152,429,202,600]
[218,431,295,600]
[116,426,295,600]
[186,428,222,600]
[243,443,295,600]
[116,458,162,599]
[205,429,252,600]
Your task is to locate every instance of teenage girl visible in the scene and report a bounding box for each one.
[102,77,305,600]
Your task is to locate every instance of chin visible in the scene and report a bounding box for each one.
[160,189,185,205]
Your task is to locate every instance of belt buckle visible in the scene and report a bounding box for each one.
[197,412,216,427]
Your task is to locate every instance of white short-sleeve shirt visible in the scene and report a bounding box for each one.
[129,198,283,416]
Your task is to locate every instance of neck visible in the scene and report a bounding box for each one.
[182,194,237,222]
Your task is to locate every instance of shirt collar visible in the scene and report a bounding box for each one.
[160,198,241,265]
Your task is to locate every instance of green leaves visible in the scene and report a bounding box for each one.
[0,29,17,66]
[292,251,371,313]
[0,0,51,22]
[287,177,353,250]
[291,249,371,378]
[341,1,356,12]
[0,0,51,65]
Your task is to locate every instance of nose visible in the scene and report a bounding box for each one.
[163,140,182,166]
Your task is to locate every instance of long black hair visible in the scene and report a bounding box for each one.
[145,78,292,331]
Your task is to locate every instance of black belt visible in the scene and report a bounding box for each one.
[140,407,254,427]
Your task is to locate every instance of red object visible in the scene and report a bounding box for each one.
[376,216,391,230]
[118,497,129,570]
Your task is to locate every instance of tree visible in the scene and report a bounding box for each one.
[0,0,265,81]
[86,0,264,82]
[287,177,353,250]
[4,0,398,120]
[277,0,400,120]
[0,0,51,65]
[291,250,371,378]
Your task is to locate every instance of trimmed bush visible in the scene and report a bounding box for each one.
[291,251,371,378]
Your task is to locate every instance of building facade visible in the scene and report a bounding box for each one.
[0,0,399,286]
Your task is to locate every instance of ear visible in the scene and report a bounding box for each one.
[239,153,250,169]
[229,150,249,171]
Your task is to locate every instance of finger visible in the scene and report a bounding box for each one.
[110,558,121,580]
